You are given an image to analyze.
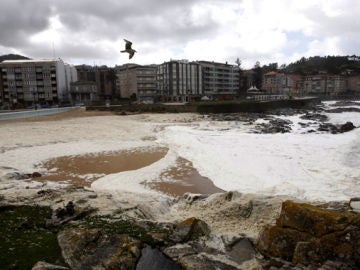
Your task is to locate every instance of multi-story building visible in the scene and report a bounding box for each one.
[261,72,350,97]
[76,65,118,101]
[157,60,202,102]
[262,72,303,97]
[303,74,345,97]
[346,75,360,94]
[198,61,240,100]
[116,64,157,103]
[0,68,3,106]
[283,74,303,97]
[262,71,285,94]
[69,81,98,105]
[0,58,77,108]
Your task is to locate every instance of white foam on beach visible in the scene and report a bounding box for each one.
[1,104,360,202]
[157,124,360,201]
[326,111,360,126]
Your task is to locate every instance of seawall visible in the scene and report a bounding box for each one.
[87,98,320,114]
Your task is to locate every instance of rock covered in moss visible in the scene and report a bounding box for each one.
[257,200,360,267]
[57,228,142,270]
[257,225,312,261]
[276,200,359,237]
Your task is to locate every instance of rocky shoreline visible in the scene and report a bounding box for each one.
[0,185,359,270]
[207,100,359,135]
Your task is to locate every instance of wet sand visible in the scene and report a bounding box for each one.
[37,147,168,186]
[36,148,223,196]
[145,157,224,196]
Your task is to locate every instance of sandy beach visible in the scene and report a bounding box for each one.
[1,103,360,202]
[1,104,359,269]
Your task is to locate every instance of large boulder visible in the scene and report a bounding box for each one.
[136,246,182,270]
[257,200,360,267]
[257,226,312,261]
[318,121,356,134]
[169,217,210,243]
[179,254,240,270]
[340,121,356,133]
[57,229,142,270]
[276,200,358,237]
[164,242,243,270]
[256,118,292,133]
[300,113,328,122]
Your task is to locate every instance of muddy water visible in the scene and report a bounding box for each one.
[37,147,223,196]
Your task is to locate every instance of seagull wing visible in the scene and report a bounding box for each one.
[124,39,132,50]
[129,51,135,59]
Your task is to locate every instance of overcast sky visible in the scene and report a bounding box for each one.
[0,0,359,68]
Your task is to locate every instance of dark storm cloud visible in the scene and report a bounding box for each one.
[53,0,221,42]
[0,0,52,47]
[0,0,240,63]
[5,0,358,67]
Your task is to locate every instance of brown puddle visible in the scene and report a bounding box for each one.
[144,157,224,197]
[36,148,223,196]
[36,147,168,187]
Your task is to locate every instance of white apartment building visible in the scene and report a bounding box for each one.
[0,58,77,107]
[157,60,202,102]
[198,61,240,100]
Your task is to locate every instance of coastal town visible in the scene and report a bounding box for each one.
[0,53,360,270]
[2,0,360,268]
[1,54,360,110]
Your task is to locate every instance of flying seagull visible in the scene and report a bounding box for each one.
[121,39,136,59]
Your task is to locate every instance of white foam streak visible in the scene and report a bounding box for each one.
[158,124,360,201]
[91,149,178,195]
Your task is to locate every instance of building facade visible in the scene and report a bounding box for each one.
[0,58,77,108]
[302,74,346,97]
[157,60,202,102]
[262,72,303,97]
[117,64,157,103]
[262,71,285,94]
[69,81,98,105]
[198,61,240,100]
[76,65,118,101]
[282,74,303,97]
[346,75,360,94]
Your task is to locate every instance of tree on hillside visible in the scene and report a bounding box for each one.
[0,54,30,62]
[262,62,278,73]
[285,55,360,75]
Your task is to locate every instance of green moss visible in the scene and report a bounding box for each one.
[0,205,66,270]
[72,215,169,246]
